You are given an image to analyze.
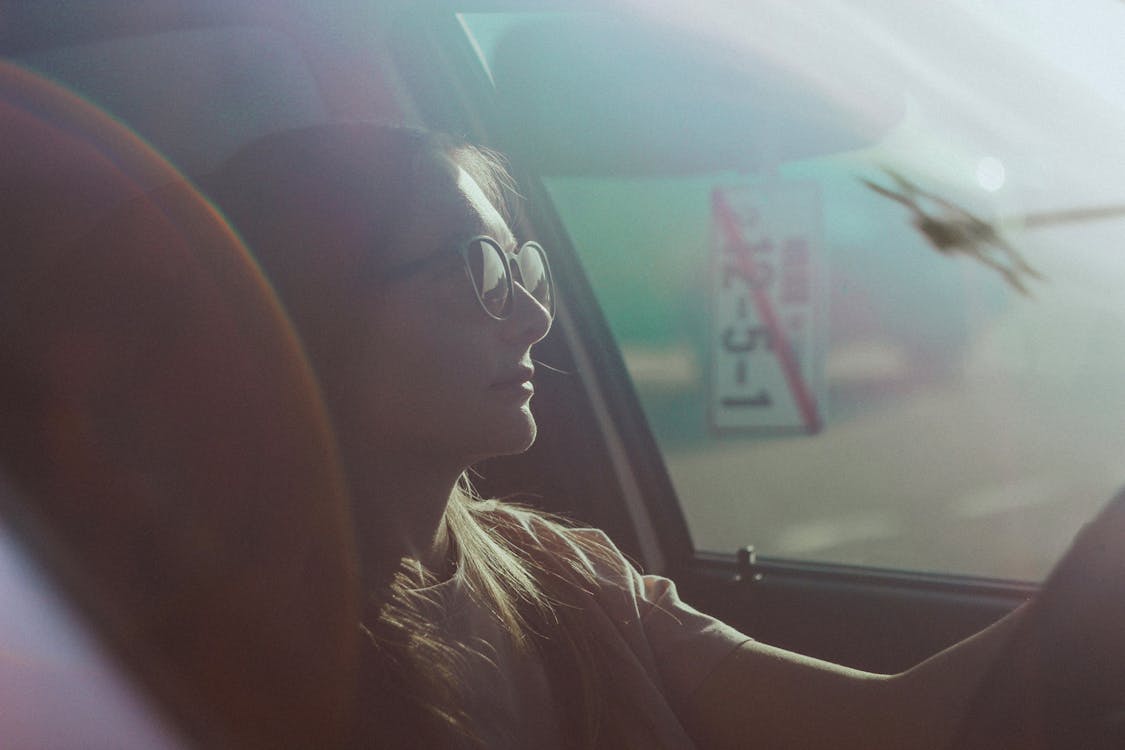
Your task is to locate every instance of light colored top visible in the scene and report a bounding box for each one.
[416,514,751,748]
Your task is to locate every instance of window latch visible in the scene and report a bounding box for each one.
[735,545,763,584]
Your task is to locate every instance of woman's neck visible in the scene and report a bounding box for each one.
[347,457,462,591]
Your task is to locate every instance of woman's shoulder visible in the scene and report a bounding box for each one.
[482,501,616,550]
[477,501,634,583]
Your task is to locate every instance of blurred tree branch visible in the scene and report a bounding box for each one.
[861,169,1044,295]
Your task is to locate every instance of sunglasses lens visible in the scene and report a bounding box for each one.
[466,239,510,317]
[516,243,553,314]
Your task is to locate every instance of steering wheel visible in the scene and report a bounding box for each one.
[955,489,1125,749]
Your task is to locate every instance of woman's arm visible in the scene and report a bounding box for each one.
[682,604,1027,750]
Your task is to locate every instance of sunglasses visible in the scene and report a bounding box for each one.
[382,235,554,320]
[460,235,554,320]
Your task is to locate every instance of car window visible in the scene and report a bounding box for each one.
[462,1,1125,581]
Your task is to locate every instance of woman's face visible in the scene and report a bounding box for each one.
[322,154,553,471]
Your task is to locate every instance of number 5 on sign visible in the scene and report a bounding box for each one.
[709,182,826,434]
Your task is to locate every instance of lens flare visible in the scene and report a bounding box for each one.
[976,156,1006,192]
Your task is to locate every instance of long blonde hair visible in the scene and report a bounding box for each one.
[367,478,662,749]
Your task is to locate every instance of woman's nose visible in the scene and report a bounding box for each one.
[501,279,552,346]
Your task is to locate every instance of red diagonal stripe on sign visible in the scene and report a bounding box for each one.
[713,188,821,433]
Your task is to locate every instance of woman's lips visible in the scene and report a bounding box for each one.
[490,365,535,389]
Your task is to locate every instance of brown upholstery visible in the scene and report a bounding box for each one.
[1,62,359,748]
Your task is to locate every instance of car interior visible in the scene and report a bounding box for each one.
[2,0,1124,747]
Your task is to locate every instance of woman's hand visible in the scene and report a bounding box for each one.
[956,489,1125,750]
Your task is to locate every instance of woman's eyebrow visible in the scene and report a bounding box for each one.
[447,194,517,250]
[475,221,518,252]
[446,222,517,253]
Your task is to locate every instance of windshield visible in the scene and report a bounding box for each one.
[463,0,1125,580]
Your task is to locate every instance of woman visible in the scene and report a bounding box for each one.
[205,122,1026,749]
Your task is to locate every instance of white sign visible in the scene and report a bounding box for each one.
[709,182,826,434]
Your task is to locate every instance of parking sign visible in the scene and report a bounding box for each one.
[709,182,826,434]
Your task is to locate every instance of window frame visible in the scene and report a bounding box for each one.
[391,5,1046,628]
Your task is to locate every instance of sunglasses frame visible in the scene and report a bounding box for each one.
[458,235,555,321]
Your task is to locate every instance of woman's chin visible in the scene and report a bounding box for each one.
[474,413,538,460]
